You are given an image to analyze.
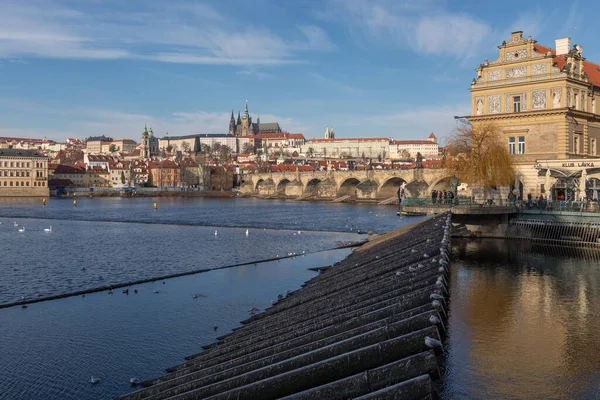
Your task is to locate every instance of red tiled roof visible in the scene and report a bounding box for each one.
[391,140,437,145]
[552,54,600,86]
[533,44,555,56]
[428,132,436,139]
[534,42,600,86]
[307,138,388,143]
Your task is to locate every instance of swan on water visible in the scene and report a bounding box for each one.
[130,378,139,385]
[18,226,25,233]
[245,229,249,236]
[214,230,218,236]
[13,221,18,227]
[44,226,52,232]
[90,377,100,384]
[424,336,442,349]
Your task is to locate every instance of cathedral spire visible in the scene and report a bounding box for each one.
[229,110,236,135]
[243,100,249,119]
[237,111,241,124]
[257,114,260,125]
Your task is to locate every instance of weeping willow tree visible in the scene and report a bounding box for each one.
[445,122,515,189]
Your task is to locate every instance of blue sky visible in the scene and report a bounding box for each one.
[0,0,595,143]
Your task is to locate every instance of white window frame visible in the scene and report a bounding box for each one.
[513,96,521,113]
[517,136,525,155]
[508,137,516,155]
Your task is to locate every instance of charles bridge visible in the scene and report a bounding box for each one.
[240,168,454,200]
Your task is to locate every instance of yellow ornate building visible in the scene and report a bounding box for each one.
[468,31,600,199]
[0,148,49,196]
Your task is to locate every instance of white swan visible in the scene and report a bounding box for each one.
[90,376,100,384]
[13,221,18,227]
[18,226,25,233]
[214,230,218,236]
[245,229,249,236]
[44,226,52,232]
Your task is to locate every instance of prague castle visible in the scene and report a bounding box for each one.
[229,101,282,136]
[468,31,600,199]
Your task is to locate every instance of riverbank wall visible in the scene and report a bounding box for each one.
[121,213,452,400]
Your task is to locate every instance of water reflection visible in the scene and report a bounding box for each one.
[444,239,600,400]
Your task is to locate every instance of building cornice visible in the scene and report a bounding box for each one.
[467,107,600,122]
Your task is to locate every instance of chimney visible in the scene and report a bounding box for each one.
[555,37,571,56]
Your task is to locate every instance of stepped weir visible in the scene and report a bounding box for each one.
[120,213,452,400]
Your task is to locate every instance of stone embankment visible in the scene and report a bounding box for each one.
[120,213,452,400]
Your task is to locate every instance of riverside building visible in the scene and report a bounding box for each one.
[0,148,49,196]
[467,30,600,198]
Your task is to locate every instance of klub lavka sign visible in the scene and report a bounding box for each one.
[561,162,595,168]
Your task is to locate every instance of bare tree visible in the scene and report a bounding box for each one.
[242,142,254,154]
[181,141,191,154]
[446,122,515,188]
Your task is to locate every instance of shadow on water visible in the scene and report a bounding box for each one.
[441,238,600,400]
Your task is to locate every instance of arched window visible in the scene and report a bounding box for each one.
[26,182,29,186]
[10,181,13,186]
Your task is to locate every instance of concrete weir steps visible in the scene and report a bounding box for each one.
[120,212,453,400]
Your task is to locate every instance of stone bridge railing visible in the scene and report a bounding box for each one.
[240,168,454,200]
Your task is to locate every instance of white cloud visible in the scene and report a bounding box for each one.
[319,0,490,59]
[0,0,333,65]
[236,69,273,80]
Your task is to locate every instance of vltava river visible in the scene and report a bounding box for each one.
[2,198,600,399]
[443,239,600,400]
[0,197,406,400]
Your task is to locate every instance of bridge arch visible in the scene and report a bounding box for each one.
[378,177,407,199]
[405,180,429,198]
[428,176,454,192]
[338,178,361,196]
[277,179,291,195]
[254,178,264,192]
[256,178,276,195]
[305,178,322,194]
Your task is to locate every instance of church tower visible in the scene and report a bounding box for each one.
[141,124,149,159]
[240,100,253,136]
[325,126,335,139]
[229,110,236,135]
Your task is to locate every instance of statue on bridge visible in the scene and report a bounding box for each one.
[415,152,423,169]
[449,176,459,195]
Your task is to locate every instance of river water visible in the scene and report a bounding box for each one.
[443,239,600,400]
[0,197,404,400]
[2,198,600,399]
